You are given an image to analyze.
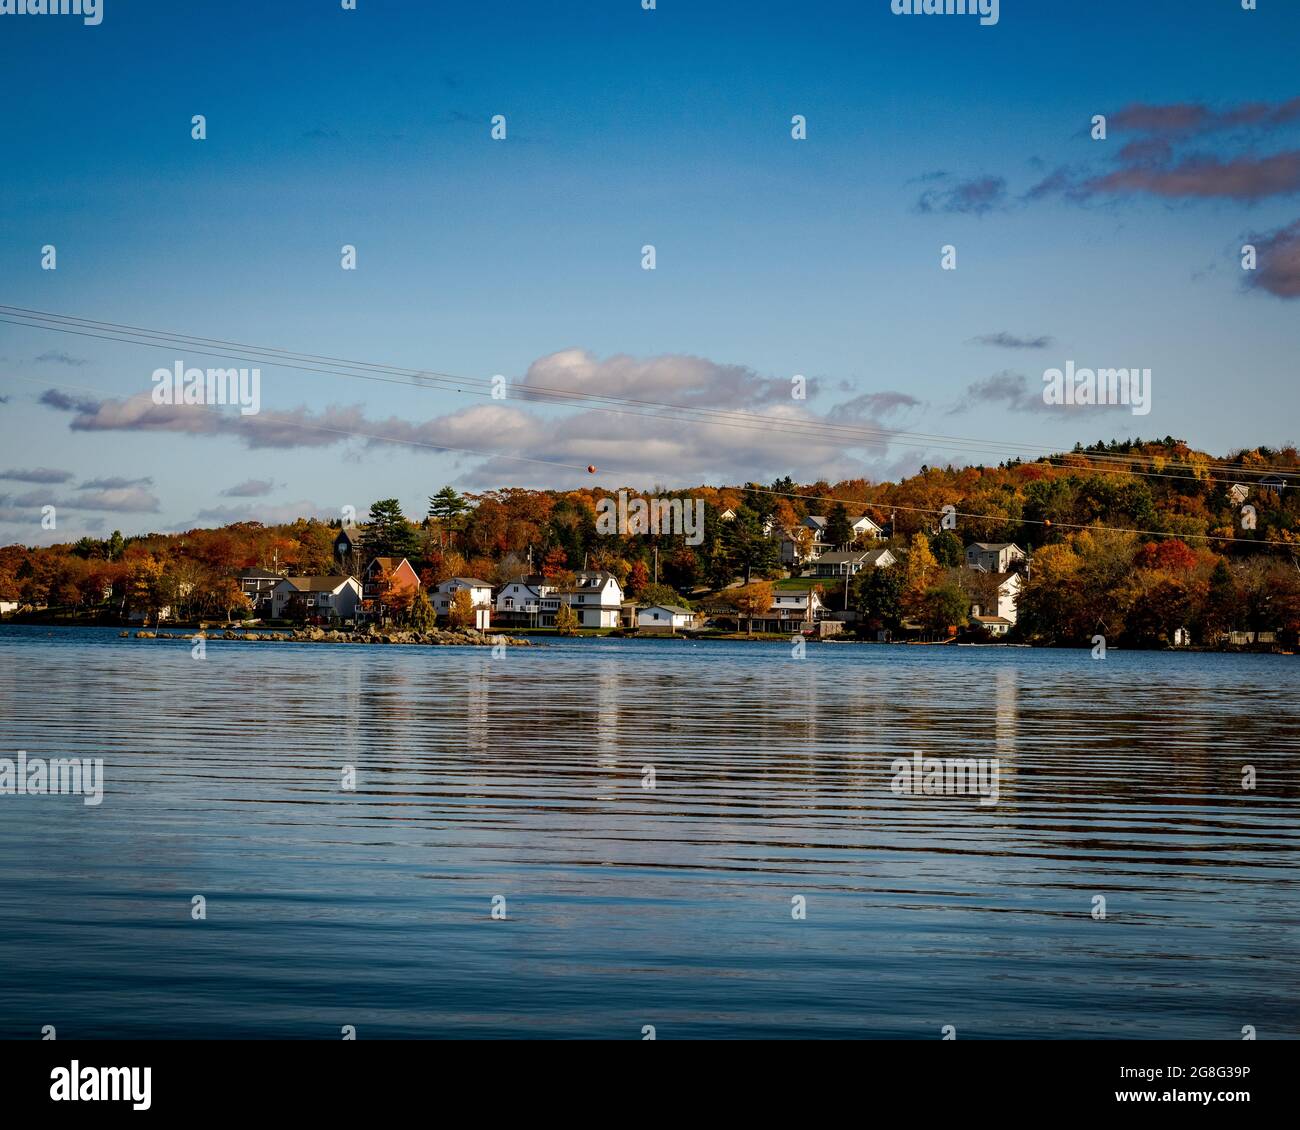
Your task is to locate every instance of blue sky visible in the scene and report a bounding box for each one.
[2,0,1298,542]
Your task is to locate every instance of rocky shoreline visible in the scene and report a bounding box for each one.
[122,626,531,647]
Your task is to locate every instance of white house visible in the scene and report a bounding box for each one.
[434,577,493,630]
[964,571,1022,628]
[965,542,1026,573]
[636,604,697,633]
[970,607,1012,636]
[0,600,19,616]
[544,570,624,628]
[739,585,827,632]
[495,574,556,627]
[811,547,896,578]
[270,576,363,621]
[804,513,884,541]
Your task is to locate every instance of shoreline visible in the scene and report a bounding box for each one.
[1,620,1290,655]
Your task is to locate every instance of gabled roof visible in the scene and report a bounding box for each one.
[277,575,356,593]
[237,567,281,579]
[814,551,870,564]
[367,556,414,572]
[641,604,693,616]
[441,576,492,588]
[968,542,1023,553]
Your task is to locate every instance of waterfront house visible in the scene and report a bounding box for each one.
[433,577,493,630]
[497,575,553,624]
[959,570,1022,626]
[270,576,363,622]
[734,584,827,633]
[970,605,1012,636]
[964,542,1026,573]
[544,570,624,629]
[495,574,557,628]
[361,556,420,621]
[636,604,697,633]
[236,567,282,615]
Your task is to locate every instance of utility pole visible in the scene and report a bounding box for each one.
[653,545,659,584]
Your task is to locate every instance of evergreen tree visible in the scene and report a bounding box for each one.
[722,507,778,583]
[824,502,854,548]
[366,499,419,560]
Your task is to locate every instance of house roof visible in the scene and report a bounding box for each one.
[641,604,693,615]
[968,542,1023,553]
[367,556,413,572]
[815,550,875,564]
[237,567,281,579]
[443,577,492,588]
[556,570,620,594]
[803,514,880,532]
[278,576,355,593]
[973,614,1012,625]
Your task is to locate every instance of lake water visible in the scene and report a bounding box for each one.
[0,625,1296,1039]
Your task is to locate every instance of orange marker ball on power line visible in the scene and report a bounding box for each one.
[587,465,597,474]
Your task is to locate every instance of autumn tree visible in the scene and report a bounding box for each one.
[447,587,476,629]
[554,602,580,635]
[729,580,773,635]
[904,533,937,613]
[626,559,651,595]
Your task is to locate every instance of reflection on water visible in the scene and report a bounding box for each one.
[0,626,1296,1039]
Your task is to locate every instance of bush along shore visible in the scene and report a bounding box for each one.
[122,625,530,647]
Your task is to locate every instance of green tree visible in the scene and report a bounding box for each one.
[930,529,963,567]
[427,485,469,522]
[853,565,905,632]
[408,588,436,631]
[427,486,469,548]
[722,507,778,583]
[921,583,969,633]
[824,503,854,548]
[366,499,419,560]
[639,582,688,609]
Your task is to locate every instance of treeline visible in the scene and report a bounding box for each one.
[1,438,1297,642]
